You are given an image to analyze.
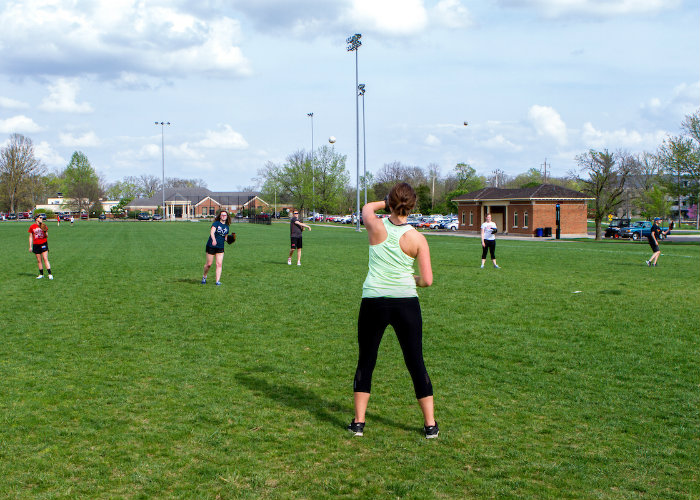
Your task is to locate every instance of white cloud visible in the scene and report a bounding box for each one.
[497,0,679,18]
[196,125,248,150]
[424,134,441,146]
[40,78,93,113]
[641,81,700,120]
[0,115,43,133]
[0,96,29,109]
[59,131,101,148]
[481,134,522,152]
[0,1,251,80]
[580,122,667,149]
[344,0,428,36]
[34,141,65,167]
[431,0,474,29]
[528,105,568,145]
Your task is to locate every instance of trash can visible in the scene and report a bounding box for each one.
[536,228,543,237]
[543,227,552,237]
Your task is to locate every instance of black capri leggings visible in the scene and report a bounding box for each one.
[353,297,433,399]
[482,239,496,259]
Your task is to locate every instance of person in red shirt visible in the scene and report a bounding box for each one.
[28,215,53,279]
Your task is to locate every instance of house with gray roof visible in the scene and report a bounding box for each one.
[452,184,593,237]
[126,188,268,219]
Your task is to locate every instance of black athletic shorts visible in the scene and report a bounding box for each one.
[32,243,48,254]
[206,245,224,255]
[648,240,659,252]
[290,236,302,249]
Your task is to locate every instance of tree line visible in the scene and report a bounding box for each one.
[0,134,207,215]
[256,110,699,235]
[2,110,698,231]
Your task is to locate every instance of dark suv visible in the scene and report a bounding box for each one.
[604,218,631,238]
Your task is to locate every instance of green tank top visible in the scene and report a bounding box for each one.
[362,218,417,298]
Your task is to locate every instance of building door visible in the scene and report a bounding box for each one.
[174,206,183,218]
[491,211,504,233]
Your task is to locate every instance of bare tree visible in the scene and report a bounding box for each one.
[573,149,633,240]
[139,174,161,197]
[0,134,44,213]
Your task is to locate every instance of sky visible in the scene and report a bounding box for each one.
[0,0,698,192]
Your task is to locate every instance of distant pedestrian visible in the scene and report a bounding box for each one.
[201,210,231,285]
[480,213,499,268]
[288,210,311,266]
[28,214,53,279]
[70,215,74,226]
[56,214,60,227]
[646,217,670,267]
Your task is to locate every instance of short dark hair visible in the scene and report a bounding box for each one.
[388,182,417,217]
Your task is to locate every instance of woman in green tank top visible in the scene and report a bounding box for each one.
[348,182,439,439]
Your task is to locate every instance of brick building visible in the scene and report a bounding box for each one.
[452,184,592,237]
[126,188,269,219]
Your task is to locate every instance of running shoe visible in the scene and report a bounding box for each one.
[288,258,292,265]
[48,275,54,280]
[201,277,207,284]
[347,419,365,437]
[646,260,651,267]
[424,421,439,439]
[297,262,301,266]
[494,264,500,269]
[480,264,484,268]
[216,281,222,286]
[36,275,44,279]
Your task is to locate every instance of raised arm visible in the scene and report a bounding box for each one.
[362,200,387,245]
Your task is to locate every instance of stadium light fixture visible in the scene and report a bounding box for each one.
[347,33,362,231]
[155,121,170,220]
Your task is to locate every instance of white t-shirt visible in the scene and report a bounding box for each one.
[481,222,497,240]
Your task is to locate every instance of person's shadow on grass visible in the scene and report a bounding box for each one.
[238,370,415,434]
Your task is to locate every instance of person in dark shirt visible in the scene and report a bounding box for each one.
[201,210,231,285]
[287,210,311,266]
[646,217,670,267]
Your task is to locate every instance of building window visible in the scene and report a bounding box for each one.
[469,211,473,226]
[202,208,207,216]
[524,211,528,228]
[461,211,465,225]
[513,211,518,228]
[210,207,215,215]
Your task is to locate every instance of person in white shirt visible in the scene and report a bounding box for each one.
[480,213,499,268]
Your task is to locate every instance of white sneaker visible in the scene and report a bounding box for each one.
[480,264,484,268]
[36,275,44,279]
[297,262,301,266]
[287,258,292,265]
[48,275,54,280]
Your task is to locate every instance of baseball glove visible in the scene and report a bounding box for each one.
[226,232,236,245]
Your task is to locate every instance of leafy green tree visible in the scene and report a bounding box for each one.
[574,149,632,240]
[0,133,44,212]
[636,184,671,219]
[444,163,486,213]
[415,184,431,214]
[62,151,100,213]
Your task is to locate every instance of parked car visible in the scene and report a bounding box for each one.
[80,213,88,220]
[7,213,18,220]
[440,219,458,231]
[152,214,163,220]
[98,213,107,220]
[137,212,151,220]
[604,218,631,238]
[60,214,71,221]
[619,220,668,240]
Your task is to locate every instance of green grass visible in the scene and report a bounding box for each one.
[0,220,698,499]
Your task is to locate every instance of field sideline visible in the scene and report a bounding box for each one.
[0,220,698,499]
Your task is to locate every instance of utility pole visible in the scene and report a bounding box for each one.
[541,158,548,184]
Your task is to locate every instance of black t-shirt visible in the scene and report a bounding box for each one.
[647,223,661,242]
[290,217,303,238]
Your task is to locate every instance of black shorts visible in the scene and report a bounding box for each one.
[206,245,224,255]
[290,236,302,249]
[648,240,659,252]
[32,243,48,254]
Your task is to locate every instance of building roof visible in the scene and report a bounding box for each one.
[452,184,592,202]
[126,188,260,208]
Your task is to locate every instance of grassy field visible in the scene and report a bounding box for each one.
[0,220,698,499]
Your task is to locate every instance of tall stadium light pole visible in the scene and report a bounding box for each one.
[155,121,170,220]
[347,33,362,231]
[307,112,314,217]
[358,83,367,205]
